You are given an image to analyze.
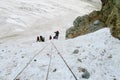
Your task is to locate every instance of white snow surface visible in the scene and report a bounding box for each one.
[0,28,120,80]
[1,0,120,80]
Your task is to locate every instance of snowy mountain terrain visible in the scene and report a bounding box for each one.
[0,28,120,80]
[0,0,100,42]
[0,0,120,80]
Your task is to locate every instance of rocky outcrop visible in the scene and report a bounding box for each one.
[66,0,120,39]
[66,11,105,38]
[104,0,120,39]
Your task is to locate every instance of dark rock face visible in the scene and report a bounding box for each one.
[101,0,120,39]
[66,11,104,38]
[66,0,120,39]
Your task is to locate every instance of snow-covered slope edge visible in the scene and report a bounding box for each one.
[0,28,120,80]
[53,28,120,80]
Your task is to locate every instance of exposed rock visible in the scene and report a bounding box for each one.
[53,68,57,72]
[108,54,112,58]
[88,20,105,32]
[82,71,90,79]
[101,0,120,39]
[66,0,120,39]
[2,50,4,52]
[77,58,82,62]
[66,11,105,38]
[113,78,117,80]
[78,67,90,79]
[73,49,79,54]
[34,59,37,62]
[21,56,24,58]
[78,67,85,72]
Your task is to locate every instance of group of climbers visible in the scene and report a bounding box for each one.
[36,36,45,42]
[36,31,59,42]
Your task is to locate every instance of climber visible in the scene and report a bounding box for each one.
[36,36,40,42]
[49,35,52,40]
[54,31,59,39]
[40,36,45,42]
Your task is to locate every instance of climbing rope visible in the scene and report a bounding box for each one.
[46,44,53,80]
[51,42,78,80]
[13,44,49,80]
[13,41,78,80]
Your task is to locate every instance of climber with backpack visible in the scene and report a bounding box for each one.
[53,31,59,39]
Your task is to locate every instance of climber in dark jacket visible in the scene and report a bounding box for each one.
[36,36,40,42]
[54,31,59,39]
[49,35,52,40]
[40,36,45,42]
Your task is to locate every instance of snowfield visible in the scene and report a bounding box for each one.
[0,28,120,80]
[0,0,120,80]
[0,0,100,42]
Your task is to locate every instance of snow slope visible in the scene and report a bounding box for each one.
[0,28,120,80]
[1,0,119,80]
[0,0,100,41]
[81,0,102,10]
